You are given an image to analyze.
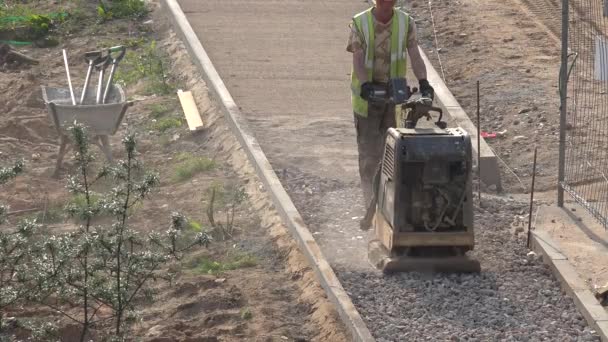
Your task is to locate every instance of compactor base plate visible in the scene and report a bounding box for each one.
[368,240,481,274]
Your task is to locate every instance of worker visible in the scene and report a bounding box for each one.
[347,0,434,230]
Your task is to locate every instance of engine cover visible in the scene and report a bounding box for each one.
[377,127,473,234]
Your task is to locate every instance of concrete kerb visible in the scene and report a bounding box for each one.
[530,211,608,341]
[418,50,502,190]
[160,0,375,341]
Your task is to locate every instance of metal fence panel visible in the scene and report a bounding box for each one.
[559,0,608,229]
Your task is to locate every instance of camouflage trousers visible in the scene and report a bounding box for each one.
[354,101,396,229]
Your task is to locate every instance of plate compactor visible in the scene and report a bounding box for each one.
[365,79,480,274]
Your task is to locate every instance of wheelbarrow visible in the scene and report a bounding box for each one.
[41,84,133,177]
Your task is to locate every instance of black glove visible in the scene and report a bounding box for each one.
[360,82,374,101]
[419,79,434,100]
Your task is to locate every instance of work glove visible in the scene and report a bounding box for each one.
[419,79,434,100]
[360,82,374,101]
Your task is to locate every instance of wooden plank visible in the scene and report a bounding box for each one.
[177,89,204,131]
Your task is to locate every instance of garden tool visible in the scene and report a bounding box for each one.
[102,45,126,104]
[95,54,111,104]
[80,50,103,104]
[62,49,76,105]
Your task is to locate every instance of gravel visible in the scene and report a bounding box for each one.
[278,168,602,341]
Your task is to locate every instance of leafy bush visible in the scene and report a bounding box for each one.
[151,117,183,132]
[97,0,148,21]
[0,124,211,340]
[173,156,216,182]
[114,40,174,95]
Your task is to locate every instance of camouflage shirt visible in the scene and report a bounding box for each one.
[346,11,417,82]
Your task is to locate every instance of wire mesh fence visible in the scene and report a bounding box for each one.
[559,0,608,228]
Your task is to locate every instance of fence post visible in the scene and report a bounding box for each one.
[558,0,569,207]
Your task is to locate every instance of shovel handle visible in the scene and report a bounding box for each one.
[107,45,126,63]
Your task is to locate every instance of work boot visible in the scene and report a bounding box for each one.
[359,206,374,231]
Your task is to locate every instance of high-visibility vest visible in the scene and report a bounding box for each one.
[351,8,410,117]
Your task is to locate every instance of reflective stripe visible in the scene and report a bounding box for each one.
[360,14,370,66]
[397,11,406,65]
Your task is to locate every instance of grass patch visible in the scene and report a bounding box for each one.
[172,156,215,182]
[100,36,147,49]
[114,40,175,96]
[34,206,64,224]
[240,308,253,320]
[67,193,101,209]
[150,117,183,132]
[148,103,170,119]
[0,4,68,40]
[97,0,148,21]
[189,253,257,275]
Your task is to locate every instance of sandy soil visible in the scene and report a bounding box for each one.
[406,0,562,194]
[0,1,345,341]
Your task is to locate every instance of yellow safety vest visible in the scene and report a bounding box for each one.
[351,8,410,117]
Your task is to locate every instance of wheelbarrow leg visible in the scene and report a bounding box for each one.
[99,135,113,163]
[53,134,69,179]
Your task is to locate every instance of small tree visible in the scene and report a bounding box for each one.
[0,160,35,331]
[30,123,211,340]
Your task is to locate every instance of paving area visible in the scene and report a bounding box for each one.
[176,0,606,340]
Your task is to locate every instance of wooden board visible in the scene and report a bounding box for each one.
[177,89,204,131]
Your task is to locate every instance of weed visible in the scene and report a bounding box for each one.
[204,182,247,240]
[0,6,67,40]
[188,220,203,232]
[31,205,64,224]
[150,117,183,132]
[240,308,253,320]
[158,135,172,147]
[148,103,170,119]
[100,36,147,49]
[189,253,257,275]
[114,40,175,96]
[172,156,215,182]
[97,0,148,21]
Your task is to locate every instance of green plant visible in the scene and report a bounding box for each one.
[205,183,247,240]
[240,308,253,320]
[97,0,148,21]
[0,6,67,40]
[150,117,183,132]
[27,124,211,340]
[190,252,257,275]
[173,156,215,182]
[0,159,37,330]
[114,40,174,95]
[148,103,170,119]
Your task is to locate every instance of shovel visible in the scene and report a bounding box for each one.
[95,54,111,104]
[102,45,126,104]
[79,50,102,104]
